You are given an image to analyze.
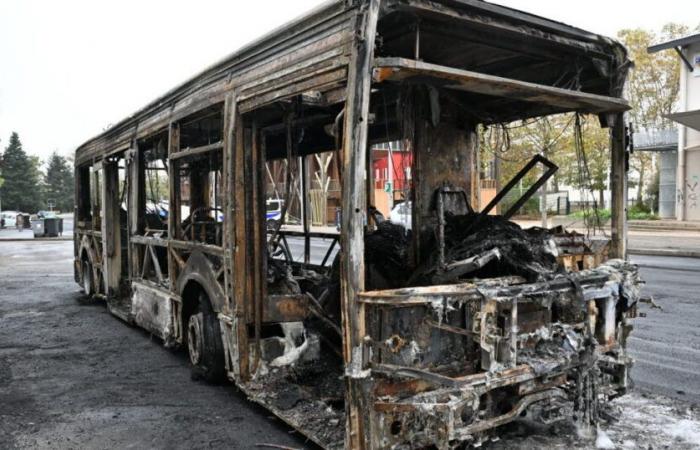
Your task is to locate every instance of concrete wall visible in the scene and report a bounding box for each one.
[677,42,700,220]
[659,151,678,218]
[685,42,700,148]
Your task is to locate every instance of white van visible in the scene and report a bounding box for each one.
[1,211,19,228]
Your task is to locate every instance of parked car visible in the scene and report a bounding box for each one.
[37,210,58,219]
[266,199,284,229]
[1,211,20,228]
[389,201,412,230]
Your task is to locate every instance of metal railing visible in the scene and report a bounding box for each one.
[633,128,677,151]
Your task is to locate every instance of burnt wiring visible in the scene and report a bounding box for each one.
[381,89,411,203]
[574,113,605,237]
[482,115,575,164]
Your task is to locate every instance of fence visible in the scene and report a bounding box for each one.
[499,187,570,217]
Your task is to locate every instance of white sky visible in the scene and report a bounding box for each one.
[0,0,697,162]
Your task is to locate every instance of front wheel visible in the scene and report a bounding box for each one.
[186,292,225,383]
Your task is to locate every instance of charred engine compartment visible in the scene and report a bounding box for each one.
[249,208,641,449]
[363,213,640,448]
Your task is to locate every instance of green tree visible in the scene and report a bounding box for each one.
[557,115,611,209]
[618,23,691,205]
[0,132,43,212]
[0,141,4,194]
[44,152,75,212]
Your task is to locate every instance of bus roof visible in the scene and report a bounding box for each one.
[75,0,629,165]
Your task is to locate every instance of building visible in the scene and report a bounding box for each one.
[633,128,678,218]
[649,34,700,221]
[371,142,412,216]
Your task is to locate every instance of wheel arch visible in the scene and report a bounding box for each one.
[176,250,227,318]
[78,235,99,289]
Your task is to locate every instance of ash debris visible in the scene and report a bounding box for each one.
[365,221,412,289]
[364,212,561,289]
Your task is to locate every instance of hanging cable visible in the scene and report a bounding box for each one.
[573,113,605,237]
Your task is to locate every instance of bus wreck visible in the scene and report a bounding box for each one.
[73,1,641,448]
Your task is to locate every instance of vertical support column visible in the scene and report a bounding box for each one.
[252,121,265,373]
[91,163,102,232]
[365,146,376,229]
[610,113,627,259]
[677,61,688,221]
[341,0,380,448]
[222,94,236,303]
[411,89,478,265]
[168,123,181,290]
[101,159,121,298]
[233,109,250,381]
[129,141,145,278]
[220,93,237,377]
[301,154,311,264]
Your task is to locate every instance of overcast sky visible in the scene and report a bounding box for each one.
[0,0,697,162]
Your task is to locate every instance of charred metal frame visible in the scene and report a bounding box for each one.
[72,1,637,448]
[480,154,558,219]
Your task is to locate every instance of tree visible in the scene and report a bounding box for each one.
[44,152,75,212]
[557,115,611,209]
[618,24,691,205]
[0,132,43,212]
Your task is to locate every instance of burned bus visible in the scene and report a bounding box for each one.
[74,1,641,448]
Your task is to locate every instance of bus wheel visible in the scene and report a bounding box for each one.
[187,291,225,382]
[82,259,94,297]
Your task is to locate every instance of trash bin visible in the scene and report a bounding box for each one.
[44,218,61,237]
[16,214,31,231]
[31,218,47,237]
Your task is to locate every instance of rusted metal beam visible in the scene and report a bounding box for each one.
[340,0,381,448]
[374,58,630,114]
[480,154,558,219]
[609,113,628,259]
[100,159,122,297]
[169,140,223,160]
[168,123,181,288]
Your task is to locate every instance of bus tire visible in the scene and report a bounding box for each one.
[187,291,225,383]
[82,259,94,297]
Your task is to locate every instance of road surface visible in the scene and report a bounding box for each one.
[1,241,698,449]
[0,240,314,450]
[628,255,700,404]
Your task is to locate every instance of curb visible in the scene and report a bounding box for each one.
[628,248,700,259]
[0,237,73,243]
[629,227,700,232]
[628,221,700,231]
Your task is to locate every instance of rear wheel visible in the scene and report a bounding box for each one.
[186,291,225,382]
[82,259,94,296]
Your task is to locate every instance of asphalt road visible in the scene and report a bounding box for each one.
[0,240,314,450]
[628,255,700,405]
[283,236,338,266]
[1,241,698,449]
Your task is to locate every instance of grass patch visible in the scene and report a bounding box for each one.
[568,206,659,221]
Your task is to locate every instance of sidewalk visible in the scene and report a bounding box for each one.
[0,228,73,242]
[515,218,700,258]
[0,213,74,242]
[0,228,35,240]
